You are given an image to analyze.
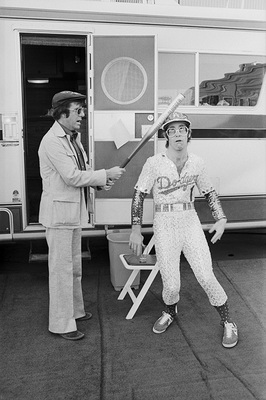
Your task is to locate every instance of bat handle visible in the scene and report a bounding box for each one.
[120,158,130,168]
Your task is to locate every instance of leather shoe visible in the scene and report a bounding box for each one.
[76,312,92,321]
[60,330,84,341]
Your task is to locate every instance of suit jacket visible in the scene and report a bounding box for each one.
[38,121,107,228]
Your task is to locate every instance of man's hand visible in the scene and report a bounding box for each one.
[129,229,144,256]
[209,218,227,244]
[102,178,114,191]
[106,167,125,181]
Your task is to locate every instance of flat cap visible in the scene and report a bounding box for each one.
[52,91,86,108]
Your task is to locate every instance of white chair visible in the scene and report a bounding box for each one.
[118,235,159,319]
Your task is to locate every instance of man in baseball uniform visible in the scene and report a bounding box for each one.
[129,112,238,348]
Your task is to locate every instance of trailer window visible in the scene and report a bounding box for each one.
[199,54,266,107]
[158,52,195,107]
[158,52,266,108]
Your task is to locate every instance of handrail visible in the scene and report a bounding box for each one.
[0,208,14,241]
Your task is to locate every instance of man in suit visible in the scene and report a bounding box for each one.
[38,91,125,340]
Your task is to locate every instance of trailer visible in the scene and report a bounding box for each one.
[0,0,266,241]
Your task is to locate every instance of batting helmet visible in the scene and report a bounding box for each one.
[162,112,191,131]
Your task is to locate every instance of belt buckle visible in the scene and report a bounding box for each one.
[173,203,183,212]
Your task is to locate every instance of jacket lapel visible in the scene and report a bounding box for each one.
[52,121,88,167]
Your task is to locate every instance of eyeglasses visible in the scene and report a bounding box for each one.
[69,107,86,116]
[166,126,189,137]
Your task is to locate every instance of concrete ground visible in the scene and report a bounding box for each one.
[0,230,266,400]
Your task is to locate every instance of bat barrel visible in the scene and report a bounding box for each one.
[120,92,185,168]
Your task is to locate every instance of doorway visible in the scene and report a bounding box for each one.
[21,34,87,223]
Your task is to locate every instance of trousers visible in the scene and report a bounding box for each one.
[153,209,227,307]
[46,227,85,333]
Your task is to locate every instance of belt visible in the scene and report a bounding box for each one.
[155,203,194,212]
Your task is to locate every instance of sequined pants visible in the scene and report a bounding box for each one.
[153,209,227,307]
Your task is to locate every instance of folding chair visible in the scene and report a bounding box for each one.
[117,235,159,319]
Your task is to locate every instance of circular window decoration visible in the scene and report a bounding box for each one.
[101,57,148,105]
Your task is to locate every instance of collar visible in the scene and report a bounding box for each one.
[58,122,77,139]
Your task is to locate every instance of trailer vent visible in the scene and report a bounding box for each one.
[177,0,266,9]
[112,0,146,3]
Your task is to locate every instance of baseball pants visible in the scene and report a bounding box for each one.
[153,209,228,307]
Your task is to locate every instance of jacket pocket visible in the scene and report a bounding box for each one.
[51,200,80,226]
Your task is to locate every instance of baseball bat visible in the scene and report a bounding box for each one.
[120,92,185,168]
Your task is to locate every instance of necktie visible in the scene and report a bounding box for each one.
[70,133,86,171]
[70,133,87,205]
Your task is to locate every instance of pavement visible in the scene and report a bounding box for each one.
[0,230,266,400]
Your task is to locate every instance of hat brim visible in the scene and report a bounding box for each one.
[162,118,191,130]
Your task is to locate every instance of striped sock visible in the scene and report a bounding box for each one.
[165,303,177,318]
